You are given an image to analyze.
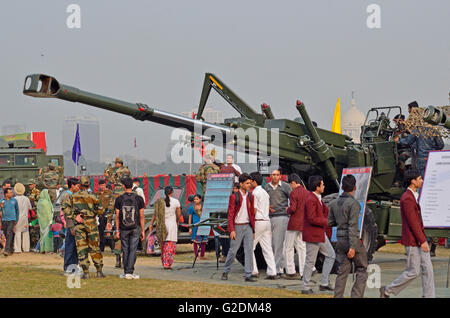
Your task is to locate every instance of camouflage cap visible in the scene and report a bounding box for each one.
[80,176,90,186]
[115,157,123,164]
[27,178,36,185]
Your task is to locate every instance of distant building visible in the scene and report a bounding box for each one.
[342,98,365,143]
[62,116,100,162]
[181,107,223,123]
[2,124,27,135]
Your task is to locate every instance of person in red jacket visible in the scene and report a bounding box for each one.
[301,175,336,294]
[221,173,257,282]
[380,170,435,298]
[284,173,309,279]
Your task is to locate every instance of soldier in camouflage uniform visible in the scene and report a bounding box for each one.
[104,157,131,267]
[196,153,220,195]
[26,179,41,250]
[68,176,106,279]
[38,162,59,203]
[95,179,115,253]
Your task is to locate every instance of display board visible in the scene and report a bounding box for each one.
[197,173,235,236]
[420,150,450,228]
[331,167,373,241]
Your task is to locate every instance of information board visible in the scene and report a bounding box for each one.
[420,150,450,228]
[331,167,373,241]
[197,173,235,236]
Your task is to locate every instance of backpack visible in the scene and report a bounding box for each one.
[120,193,140,230]
[234,191,253,210]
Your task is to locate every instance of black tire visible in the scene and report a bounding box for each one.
[236,243,267,269]
[361,207,378,262]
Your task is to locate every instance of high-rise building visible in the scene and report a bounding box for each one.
[62,116,100,162]
[181,107,223,123]
[342,95,366,143]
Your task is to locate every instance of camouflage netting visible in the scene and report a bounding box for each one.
[404,107,449,139]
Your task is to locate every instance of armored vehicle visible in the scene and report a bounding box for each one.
[23,73,450,262]
[0,137,63,186]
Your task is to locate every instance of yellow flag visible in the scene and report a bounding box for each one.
[332,97,342,134]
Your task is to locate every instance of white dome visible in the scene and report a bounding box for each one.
[342,99,365,142]
[343,104,365,126]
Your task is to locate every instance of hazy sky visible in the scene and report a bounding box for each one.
[1,0,449,163]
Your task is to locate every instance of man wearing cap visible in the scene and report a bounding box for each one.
[104,158,132,267]
[62,177,80,274]
[26,179,40,250]
[196,152,220,196]
[394,102,445,177]
[95,179,115,253]
[70,176,105,279]
[38,162,59,203]
[13,183,32,253]
[104,158,131,193]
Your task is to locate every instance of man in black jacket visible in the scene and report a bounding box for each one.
[328,175,368,298]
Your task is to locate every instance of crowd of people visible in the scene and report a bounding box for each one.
[0,143,442,297]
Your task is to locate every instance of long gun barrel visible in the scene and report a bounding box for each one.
[295,100,340,188]
[423,106,450,130]
[23,74,232,136]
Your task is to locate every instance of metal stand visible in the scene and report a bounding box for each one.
[192,242,200,268]
[446,255,449,288]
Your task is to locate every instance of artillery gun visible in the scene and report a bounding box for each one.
[422,105,450,130]
[23,73,450,262]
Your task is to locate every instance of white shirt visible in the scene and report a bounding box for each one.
[252,186,270,221]
[164,197,180,242]
[232,164,242,182]
[313,191,322,205]
[235,190,250,224]
[267,180,282,189]
[15,195,32,231]
[133,185,146,203]
[408,187,419,203]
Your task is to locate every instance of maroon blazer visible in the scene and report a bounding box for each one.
[400,189,427,246]
[303,191,330,243]
[287,186,309,232]
[227,191,255,234]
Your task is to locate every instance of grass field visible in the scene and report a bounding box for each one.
[0,244,328,298]
[0,265,326,298]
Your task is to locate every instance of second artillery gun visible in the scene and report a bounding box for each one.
[23,73,450,262]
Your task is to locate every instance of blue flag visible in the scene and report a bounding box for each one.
[72,124,82,165]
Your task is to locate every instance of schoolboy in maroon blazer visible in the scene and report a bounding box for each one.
[381,170,435,298]
[301,175,335,294]
[222,173,257,282]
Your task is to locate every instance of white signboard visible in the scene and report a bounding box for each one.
[420,150,450,228]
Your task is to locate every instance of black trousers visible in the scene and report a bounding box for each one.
[2,221,16,254]
[334,240,369,298]
[98,216,114,252]
[219,237,230,256]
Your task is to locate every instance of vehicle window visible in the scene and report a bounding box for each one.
[15,155,36,166]
[50,158,60,166]
[0,155,10,166]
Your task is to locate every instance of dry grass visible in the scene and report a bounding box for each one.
[0,266,327,298]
